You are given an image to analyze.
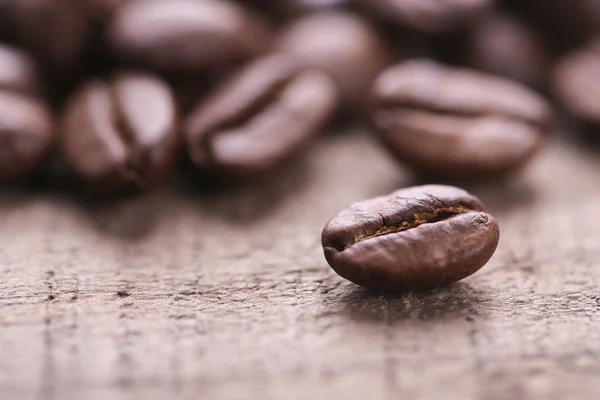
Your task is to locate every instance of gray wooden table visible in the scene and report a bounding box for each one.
[1,129,600,400]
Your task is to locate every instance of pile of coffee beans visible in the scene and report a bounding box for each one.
[0,0,598,292]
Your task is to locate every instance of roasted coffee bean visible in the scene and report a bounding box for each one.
[184,55,338,183]
[107,0,268,73]
[464,10,549,88]
[370,60,551,178]
[321,185,499,292]
[274,11,391,111]
[552,38,600,137]
[0,43,41,96]
[60,72,179,194]
[355,0,492,35]
[0,90,54,181]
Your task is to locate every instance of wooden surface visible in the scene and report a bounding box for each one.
[1,129,600,400]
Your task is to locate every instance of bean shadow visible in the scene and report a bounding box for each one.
[72,191,170,241]
[0,148,168,242]
[77,154,314,239]
[326,282,491,325]
[0,148,316,241]
[0,182,162,243]
[550,107,600,152]
[0,184,40,211]
[172,156,314,225]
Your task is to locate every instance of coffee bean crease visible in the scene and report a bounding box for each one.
[350,205,474,248]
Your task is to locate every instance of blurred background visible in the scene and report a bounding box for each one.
[0,0,598,194]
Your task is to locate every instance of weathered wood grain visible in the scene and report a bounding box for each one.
[1,130,600,400]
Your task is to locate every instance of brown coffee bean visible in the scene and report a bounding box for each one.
[370,60,552,178]
[0,90,54,181]
[552,38,600,137]
[107,0,268,73]
[464,10,549,88]
[273,11,392,111]
[322,185,500,292]
[60,72,179,194]
[184,55,338,183]
[355,0,492,35]
[0,43,41,96]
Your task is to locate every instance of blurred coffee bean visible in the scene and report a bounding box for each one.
[267,0,349,18]
[0,90,54,182]
[504,0,600,52]
[107,0,268,73]
[60,72,179,195]
[16,0,90,74]
[184,55,338,183]
[464,10,549,89]
[274,11,391,111]
[552,38,600,138]
[370,59,551,179]
[0,43,41,96]
[355,0,492,35]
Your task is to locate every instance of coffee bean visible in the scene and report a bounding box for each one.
[322,185,499,292]
[107,0,268,73]
[370,60,551,178]
[60,72,179,194]
[184,55,338,183]
[464,10,549,88]
[552,38,600,138]
[273,11,392,111]
[355,0,492,35]
[0,43,41,96]
[0,90,54,182]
